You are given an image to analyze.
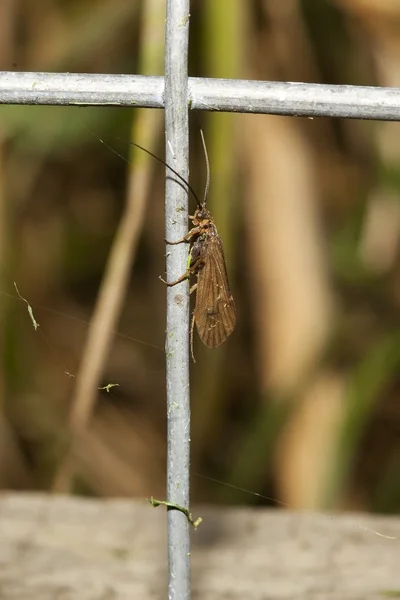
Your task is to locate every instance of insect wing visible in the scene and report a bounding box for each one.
[194,235,236,348]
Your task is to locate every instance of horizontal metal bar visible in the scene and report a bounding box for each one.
[190,78,400,121]
[1,71,400,120]
[0,72,164,108]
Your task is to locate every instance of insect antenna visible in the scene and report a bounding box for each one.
[92,130,203,209]
[128,140,203,209]
[199,129,210,208]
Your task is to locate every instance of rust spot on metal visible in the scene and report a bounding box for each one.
[174,294,184,306]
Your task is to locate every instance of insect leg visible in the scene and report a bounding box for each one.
[190,312,196,363]
[160,271,190,286]
[165,236,189,245]
[165,226,201,245]
[160,255,203,287]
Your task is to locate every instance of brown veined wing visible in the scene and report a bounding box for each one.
[194,234,236,348]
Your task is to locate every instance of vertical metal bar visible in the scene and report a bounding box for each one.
[164,1,191,599]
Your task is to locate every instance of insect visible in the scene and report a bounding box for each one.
[125,131,236,361]
[160,131,236,361]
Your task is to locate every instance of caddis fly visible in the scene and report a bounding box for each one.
[130,131,236,361]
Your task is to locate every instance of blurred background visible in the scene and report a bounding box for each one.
[0,0,399,514]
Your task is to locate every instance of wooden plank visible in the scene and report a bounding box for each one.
[0,494,398,599]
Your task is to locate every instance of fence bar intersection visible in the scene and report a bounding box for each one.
[2,71,400,120]
[164,2,191,600]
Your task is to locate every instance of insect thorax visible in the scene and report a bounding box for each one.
[194,207,211,220]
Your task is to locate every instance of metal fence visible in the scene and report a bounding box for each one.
[1,0,400,599]
[2,71,400,119]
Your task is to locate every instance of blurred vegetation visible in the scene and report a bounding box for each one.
[0,0,399,516]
